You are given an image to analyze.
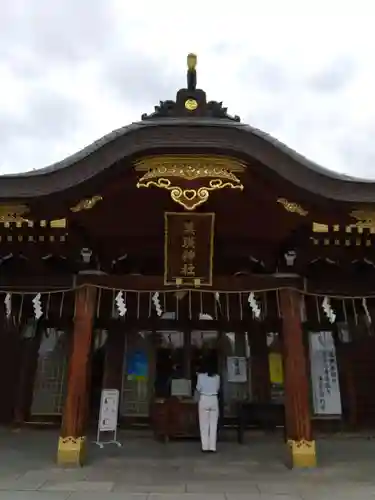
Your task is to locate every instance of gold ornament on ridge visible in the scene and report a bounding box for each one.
[135,155,245,211]
[185,99,198,111]
[187,53,197,70]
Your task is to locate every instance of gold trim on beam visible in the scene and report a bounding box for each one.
[134,155,246,174]
[70,196,102,212]
[350,209,375,229]
[312,222,328,232]
[313,221,374,234]
[0,218,67,228]
[0,204,29,223]
[50,218,67,228]
[135,155,245,211]
[277,198,308,216]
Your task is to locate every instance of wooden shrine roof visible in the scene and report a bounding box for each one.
[0,54,374,205]
[0,119,374,203]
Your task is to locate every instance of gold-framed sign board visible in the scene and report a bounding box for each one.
[164,212,215,286]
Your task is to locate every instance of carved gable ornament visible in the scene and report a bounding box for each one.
[0,204,29,223]
[350,209,375,229]
[135,155,245,210]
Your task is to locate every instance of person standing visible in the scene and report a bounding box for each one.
[196,360,220,452]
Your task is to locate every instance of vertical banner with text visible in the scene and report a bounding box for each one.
[309,331,342,416]
[164,212,215,286]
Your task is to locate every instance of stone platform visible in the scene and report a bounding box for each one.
[1,428,375,499]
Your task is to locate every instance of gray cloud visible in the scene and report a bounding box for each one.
[0,0,115,65]
[338,127,375,178]
[0,91,83,142]
[244,57,296,93]
[0,0,374,179]
[0,91,84,172]
[99,51,181,108]
[307,57,357,93]
[25,91,84,139]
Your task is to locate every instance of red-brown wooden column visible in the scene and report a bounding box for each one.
[280,288,316,468]
[57,286,96,466]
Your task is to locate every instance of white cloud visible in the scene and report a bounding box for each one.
[1,0,375,177]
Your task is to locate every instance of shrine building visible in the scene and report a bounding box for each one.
[1,53,375,468]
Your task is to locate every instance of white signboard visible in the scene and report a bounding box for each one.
[94,389,121,448]
[171,378,191,397]
[227,356,247,383]
[98,389,119,432]
[309,331,342,416]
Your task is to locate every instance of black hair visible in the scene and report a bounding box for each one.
[201,356,217,377]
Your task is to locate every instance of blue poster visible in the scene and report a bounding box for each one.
[127,350,148,380]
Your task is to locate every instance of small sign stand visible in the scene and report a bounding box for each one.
[94,389,122,449]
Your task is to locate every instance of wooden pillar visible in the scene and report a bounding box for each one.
[280,288,316,468]
[57,286,96,466]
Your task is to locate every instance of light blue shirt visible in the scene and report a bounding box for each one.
[196,373,220,396]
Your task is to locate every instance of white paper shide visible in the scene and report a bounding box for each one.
[309,331,342,416]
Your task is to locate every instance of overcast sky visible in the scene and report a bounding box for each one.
[1,1,375,178]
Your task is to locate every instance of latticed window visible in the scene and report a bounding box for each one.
[120,331,151,417]
[31,329,69,416]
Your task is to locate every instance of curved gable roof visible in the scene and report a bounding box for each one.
[1,55,374,203]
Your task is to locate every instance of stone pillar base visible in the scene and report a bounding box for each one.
[57,436,86,466]
[287,439,317,468]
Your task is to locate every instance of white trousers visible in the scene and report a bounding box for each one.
[198,395,219,451]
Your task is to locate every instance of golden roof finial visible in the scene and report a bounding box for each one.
[187,53,197,91]
[187,53,197,71]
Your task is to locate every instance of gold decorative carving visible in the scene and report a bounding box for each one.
[0,204,29,223]
[57,436,86,466]
[135,155,245,211]
[287,439,317,468]
[350,209,375,229]
[277,198,308,216]
[185,99,198,111]
[70,195,102,213]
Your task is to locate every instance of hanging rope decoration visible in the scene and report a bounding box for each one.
[115,291,127,317]
[2,286,375,325]
[32,293,43,319]
[248,292,261,319]
[362,298,372,324]
[322,296,336,324]
[4,293,11,318]
[152,292,163,316]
